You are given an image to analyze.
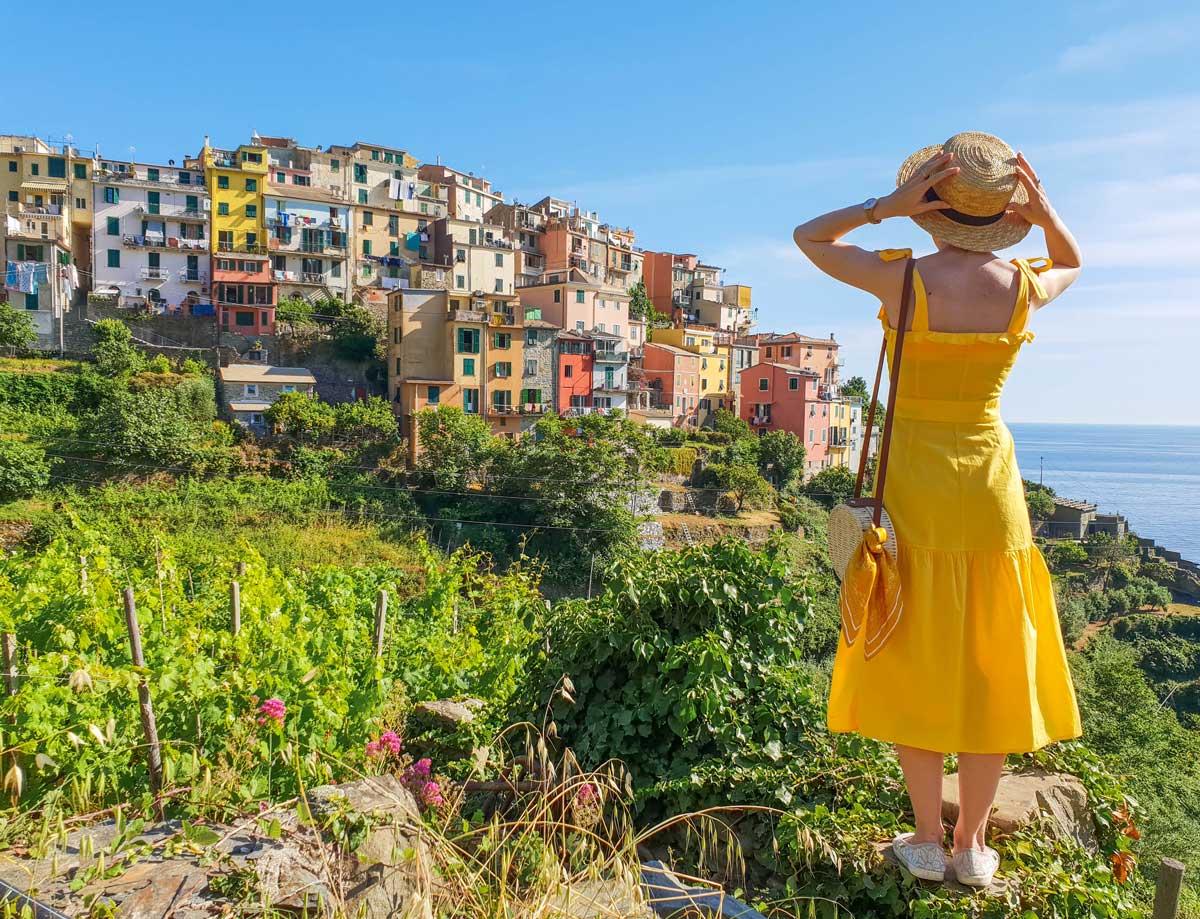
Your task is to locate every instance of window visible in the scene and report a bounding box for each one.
[525,329,538,345]
[218,202,230,216]
[245,178,257,192]
[107,249,120,268]
[246,232,258,249]
[455,274,465,288]
[564,365,573,378]
[24,293,39,310]
[389,242,399,256]
[180,172,191,185]
[7,191,15,202]
[494,279,504,293]
[575,290,585,303]
[553,289,561,303]
[521,388,542,404]
[371,150,379,161]
[524,359,538,375]
[245,204,258,218]
[148,252,160,268]
[362,211,373,226]
[75,197,86,209]
[330,158,340,171]
[276,171,286,183]
[575,320,585,332]
[30,163,39,176]
[218,175,229,189]
[492,390,512,410]
[362,240,371,255]
[47,157,65,178]
[106,216,119,235]
[462,388,478,413]
[104,187,119,204]
[789,377,799,390]
[427,386,440,404]
[495,362,512,378]
[354,164,367,183]
[494,253,503,267]
[241,151,263,164]
[822,429,827,442]
[456,328,480,354]
[281,385,296,393]
[6,161,15,172]
[74,163,87,179]
[243,384,259,397]
[597,323,605,333]
[493,332,511,349]
[758,378,768,391]
[147,167,160,182]
[388,214,398,235]
[612,324,621,337]
[235,311,256,327]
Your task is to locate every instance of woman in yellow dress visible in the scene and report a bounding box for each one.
[792,132,1083,888]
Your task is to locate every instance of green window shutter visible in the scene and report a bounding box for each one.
[363,240,371,255]
[16,244,24,260]
[358,189,368,204]
[106,216,119,235]
[107,249,120,268]
[218,175,229,189]
[186,195,198,212]
[389,242,399,256]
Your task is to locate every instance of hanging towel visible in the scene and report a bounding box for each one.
[405,232,420,251]
[5,215,18,235]
[388,178,401,199]
[70,264,79,287]
[407,182,415,200]
[4,262,16,290]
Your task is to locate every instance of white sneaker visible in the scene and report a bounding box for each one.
[952,846,1000,887]
[892,832,946,882]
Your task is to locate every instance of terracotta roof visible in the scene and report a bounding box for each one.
[229,400,273,412]
[219,364,316,385]
[646,342,699,358]
[1054,496,1097,512]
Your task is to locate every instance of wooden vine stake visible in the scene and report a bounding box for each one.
[123,588,164,818]
[1153,857,1185,919]
[373,589,388,660]
[2,633,18,807]
[79,554,89,596]
[230,581,242,638]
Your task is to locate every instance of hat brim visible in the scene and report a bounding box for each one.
[897,143,1031,253]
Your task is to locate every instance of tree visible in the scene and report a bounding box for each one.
[804,464,857,509]
[1049,540,1089,571]
[712,408,754,441]
[333,396,400,443]
[709,462,773,512]
[266,391,337,443]
[331,304,385,361]
[81,377,217,463]
[90,319,145,377]
[628,280,671,328]
[275,296,316,331]
[841,375,868,400]
[1025,484,1055,525]
[0,441,52,500]
[0,300,38,352]
[758,429,806,490]
[1084,532,1139,591]
[415,406,496,490]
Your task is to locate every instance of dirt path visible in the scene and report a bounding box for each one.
[1073,601,1200,651]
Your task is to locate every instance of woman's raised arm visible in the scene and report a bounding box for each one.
[792,152,958,299]
[1007,152,1082,308]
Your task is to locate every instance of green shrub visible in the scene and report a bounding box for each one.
[0,440,53,500]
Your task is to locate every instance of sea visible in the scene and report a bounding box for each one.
[1008,423,1200,564]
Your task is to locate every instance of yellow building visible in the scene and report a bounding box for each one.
[0,136,91,349]
[648,325,733,423]
[201,141,274,337]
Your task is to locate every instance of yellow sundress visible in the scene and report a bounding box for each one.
[827,249,1082,754]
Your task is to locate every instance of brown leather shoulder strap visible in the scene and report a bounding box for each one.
[853,258,914,527]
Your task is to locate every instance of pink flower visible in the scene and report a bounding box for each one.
[365,740,381,757]
[380,730,402,755]
[419,781,444,808]
[258,698,286,727]
[576,782,599,805]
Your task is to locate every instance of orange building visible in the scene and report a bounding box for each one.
[556,331,594,414]
[755,332,841,391]
[739,362,833,473]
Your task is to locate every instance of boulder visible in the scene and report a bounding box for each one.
[411,698,481,727]
[942,770,1098,853]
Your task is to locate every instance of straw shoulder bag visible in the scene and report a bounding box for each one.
[828,258,915,582]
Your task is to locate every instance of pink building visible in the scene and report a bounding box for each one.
[517,267,635,351]
[739,362,833,473]
[643,342,700,427]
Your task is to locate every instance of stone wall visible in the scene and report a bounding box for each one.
[274,338,385,404]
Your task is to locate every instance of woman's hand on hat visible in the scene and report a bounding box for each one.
[876,152,961,220]
[1006,152,1056,228]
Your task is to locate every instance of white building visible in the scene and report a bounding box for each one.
[90,159,210,315]
[590,330,629,414]
[265,191,351,303]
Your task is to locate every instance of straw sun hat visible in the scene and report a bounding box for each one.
[897,131,1030,252]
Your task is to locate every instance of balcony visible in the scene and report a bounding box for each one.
[135,203,207,220]
[298,272,327,285]
[593,349,628,364]
[750,415,772,427]
[123,234,209,251]
[449,309,486,323]
[94,169,205,189]
[216,241,269,257]
[139,266,171,281]
[178,269,207,284]
[7,212,68,242]
[520,402,550,415]
[489,311,517,327]
[487,404,519,416]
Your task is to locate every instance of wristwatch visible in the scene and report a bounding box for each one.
[862,197,882,224]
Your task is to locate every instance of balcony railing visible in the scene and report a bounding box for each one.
[593,349,628,364]
[178,269,207,283]
[520,402,550,414]
[135,203,207,220]
[138,266,171,281]
[94,169,206,189]
[449,309,486,323]
[123,234,208,251]
[487,404,519,416]
[6,213,67,242]
[216,241,269,256]
[300,272,327,285]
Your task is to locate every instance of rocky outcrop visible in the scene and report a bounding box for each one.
[942,770,1098,853]
[411,698,483,727]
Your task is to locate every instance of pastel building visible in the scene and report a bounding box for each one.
[739,362,833,473]
[556,330,594,415]
[201,141,275,336]
[642,342,700,426]
[517,267,636,352]
[1,136,89,349]
[757,332,841,391]
[642,250,752,331]
[418,164,502,223]
[90,158,210,315]
[649,325,733,424]
[265,191,351,303]
[590,330,630,414]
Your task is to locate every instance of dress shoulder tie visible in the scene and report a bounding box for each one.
[1007,257,1053,334]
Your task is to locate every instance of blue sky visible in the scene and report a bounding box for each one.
[11,0,1199,424]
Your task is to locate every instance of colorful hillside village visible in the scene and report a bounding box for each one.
[2,132,866,474]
